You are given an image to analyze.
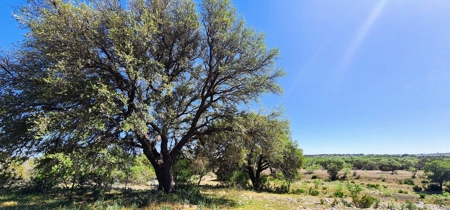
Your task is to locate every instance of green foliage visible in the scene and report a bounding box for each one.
[279,140,304,191]
[366,183,381,189]
[323,159,345,180]
[345,182,378,208]
[126,155,156,185]
[420,193,426,199]
[274,184,290,194]
[313,179,322,189]
[228,170,249,189]
[403,200,418,210]
[353,194,379,208]
[305,155,426,172]
[424,160,450,191]
[199,111,302,192]
[0,156,27,192]
[304,159,321,174]
[292,188,306,194]
[308,187,320,196]
[403,178,415,185]
[333,191,345,198]
[27,146,134,197]
[347,182,363,196]
[173,157,195,186]
[0,0,284,194]
[398,189,408,194]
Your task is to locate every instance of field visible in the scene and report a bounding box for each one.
[1,170,450,210]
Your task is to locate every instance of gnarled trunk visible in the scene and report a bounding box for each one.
[247,154,268,191]
[151,157,176,193]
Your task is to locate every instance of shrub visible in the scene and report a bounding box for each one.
[313,179,322,189]
[353,194,379,208]
[173,158,195,186]
[229,170,249,189]
[419,193,426,199]
[412,185,423,192]
[403,179,415,185]
[403,200,418,210]
[421,179,429,184]
[334,191,345,198]
[398,189,408,194]
[366,183,380,189]
[275,184,289,194]
[308,187,320,196]
[323,160,345,181]
[292,188,306,194]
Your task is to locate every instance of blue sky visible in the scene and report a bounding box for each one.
[1,0,450,154]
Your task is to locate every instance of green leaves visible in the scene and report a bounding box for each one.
[424,160,450,190]
[1,0,284,193]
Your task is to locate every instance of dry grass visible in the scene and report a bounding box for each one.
[1,170,449,209]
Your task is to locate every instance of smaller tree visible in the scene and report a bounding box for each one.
[305,163,322,174]
[424,160,450,191]
[323,159,345,181]
[409,167,418,179]
[191,157,210,186]
[278,141,304,191]
[379,159,401,175]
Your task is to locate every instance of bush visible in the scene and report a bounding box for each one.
[412,185,423,192]
[353,194,379,208]
[323,160,345,181]
[334,191,345,198]
[398,189,408,194]
[420,193,426,199]
[229,170,249,189]
[366,183,380,189]
[292,188,306,194]
[275,184,289,194]
[173,158,195,186]
[403,179,415,185]
[308,187,320,196]
[421,179,429,184]
[403,200,418,210]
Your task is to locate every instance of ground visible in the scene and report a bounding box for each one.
[1,170,449,209]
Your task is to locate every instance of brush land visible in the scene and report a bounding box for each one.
[1,168,450,210]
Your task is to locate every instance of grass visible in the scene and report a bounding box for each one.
[1,170,450,209]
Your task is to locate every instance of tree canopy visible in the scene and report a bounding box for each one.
[197,111,303,191]
[0,0,284,193]
[424,160,450,191]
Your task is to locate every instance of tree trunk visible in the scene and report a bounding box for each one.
[162,160,175,193]
[197,172,204,186]
[152,160,175,193]
[154,166,164,191]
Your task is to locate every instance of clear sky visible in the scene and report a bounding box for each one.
[1,0,450,155]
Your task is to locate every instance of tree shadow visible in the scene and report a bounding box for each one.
[0,186,238,209]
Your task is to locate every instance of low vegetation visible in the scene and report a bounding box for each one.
[1,155,450,209]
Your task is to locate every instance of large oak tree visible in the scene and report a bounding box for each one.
[0,0,283,193]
